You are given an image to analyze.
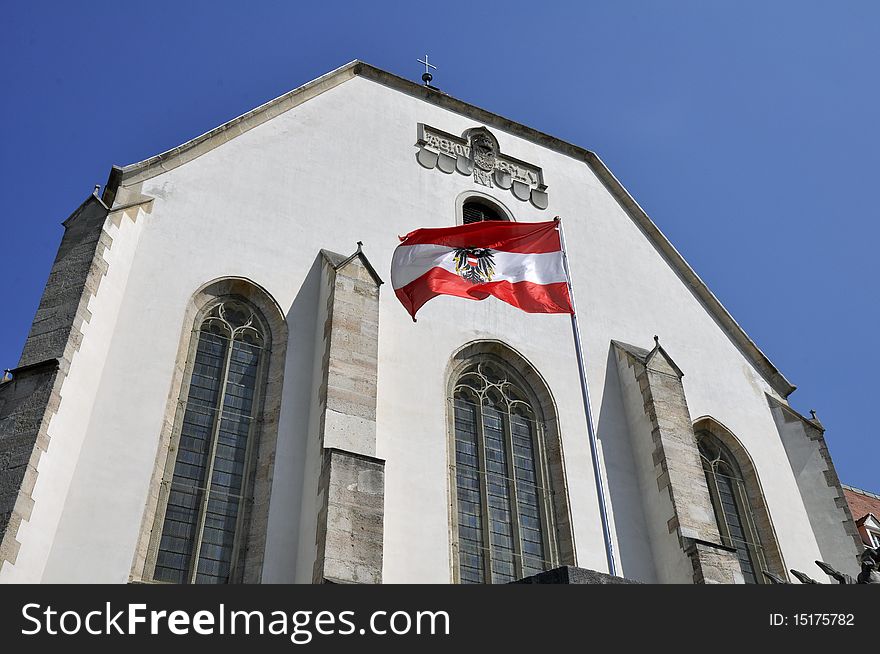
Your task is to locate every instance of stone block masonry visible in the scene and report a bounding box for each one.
[613,339,741,583]
[0,195,110,571]
[0,360,60,565]
[313,449,385,584]
[769,396,862,575]
[311,247,386,584]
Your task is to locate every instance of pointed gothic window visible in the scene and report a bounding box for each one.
[451,360,558,583]
[152,298,268,584]
[697,432,768,584]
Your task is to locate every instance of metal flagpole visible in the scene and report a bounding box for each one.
[555,217,618,577]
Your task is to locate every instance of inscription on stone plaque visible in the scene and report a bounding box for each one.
[416,124,549,209]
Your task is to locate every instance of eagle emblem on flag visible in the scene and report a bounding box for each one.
[391,220,572,320]
[453,247,496,284]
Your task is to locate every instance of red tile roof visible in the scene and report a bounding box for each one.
[844,486,880,522]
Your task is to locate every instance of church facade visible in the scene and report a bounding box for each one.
[0,61,862,584]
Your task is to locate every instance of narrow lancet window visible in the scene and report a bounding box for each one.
[452,361,556,583]
[697,433,768,584]
[153,299,267,584]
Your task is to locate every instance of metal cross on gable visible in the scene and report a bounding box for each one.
[417,54,437,86]
[418,54,437,75]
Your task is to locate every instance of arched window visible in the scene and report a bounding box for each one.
[697,432,768,584]
[451,359,559,583]
[152,298,269,584]
[462,199,506,224]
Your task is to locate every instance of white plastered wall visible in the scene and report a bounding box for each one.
[22,74,823,583]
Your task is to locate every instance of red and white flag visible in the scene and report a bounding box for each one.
[391,220,573,320]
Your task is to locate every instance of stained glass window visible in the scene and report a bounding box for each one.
[153,299,266,584]
[697,433,767,584]
[452,361,555,583]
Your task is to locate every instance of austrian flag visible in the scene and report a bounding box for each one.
[391,220,574,320]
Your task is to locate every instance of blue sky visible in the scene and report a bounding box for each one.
[2,1,877,491]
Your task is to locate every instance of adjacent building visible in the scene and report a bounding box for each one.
[843,485,880,550]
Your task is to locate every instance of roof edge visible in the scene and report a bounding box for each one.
[588,152,796,398]
[322,243,384,286]
[107,59,795,398]
[358,63,796,397]
[61,192,109,227]
[766,393,822,431]
[843,484,880,502]
[113,59,362,188]
[611,340,651,363]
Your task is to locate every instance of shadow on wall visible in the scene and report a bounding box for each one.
[595,344,658,583]
[261,254,324,582]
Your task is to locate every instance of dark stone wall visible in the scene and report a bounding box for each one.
[0,361,60,564]
[19,197,111,370]
[0,195,109,571]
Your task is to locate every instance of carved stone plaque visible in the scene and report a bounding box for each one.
[416,124,549,209]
